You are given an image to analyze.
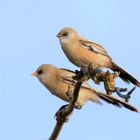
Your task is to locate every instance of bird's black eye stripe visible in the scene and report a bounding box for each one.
[38,70,43,75]
[63,32,68,36]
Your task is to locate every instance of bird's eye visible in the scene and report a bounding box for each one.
[38,70,44,75]
[63,32,69,36]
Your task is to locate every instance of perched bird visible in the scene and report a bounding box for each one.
[32,64,138,112]
[57,27,140,87]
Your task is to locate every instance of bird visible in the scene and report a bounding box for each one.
[56,27,140,87]
[32,64,138,112]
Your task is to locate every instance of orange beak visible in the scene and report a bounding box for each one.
[32,72,38,76]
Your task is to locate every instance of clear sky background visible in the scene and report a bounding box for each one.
[0,0,140,140]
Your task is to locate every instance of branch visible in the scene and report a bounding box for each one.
[48,68,85,140]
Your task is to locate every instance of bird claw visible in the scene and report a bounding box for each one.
[55,104,69,122]
[74,103,82,109]
[73,64,94,81]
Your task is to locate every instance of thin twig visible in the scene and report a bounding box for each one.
[48,120,65,140]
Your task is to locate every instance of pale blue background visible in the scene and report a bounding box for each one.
[0,0,140,140]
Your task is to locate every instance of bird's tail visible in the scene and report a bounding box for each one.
[93,89,138,112]
[111,62,140,87]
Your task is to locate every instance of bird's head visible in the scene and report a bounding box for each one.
[32,64,57,84]
[56,27,79,44]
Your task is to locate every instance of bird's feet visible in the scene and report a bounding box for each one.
[74,103,82,109]
[73,63,94,81]
[55,104,70,122]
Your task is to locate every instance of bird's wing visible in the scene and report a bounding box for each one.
[79,36,112,59]
[59,68,92,89]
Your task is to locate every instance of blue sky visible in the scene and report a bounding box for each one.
[0,0,140,140]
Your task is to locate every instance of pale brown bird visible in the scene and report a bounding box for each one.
[32,64,138,112]
[57,27,140,87]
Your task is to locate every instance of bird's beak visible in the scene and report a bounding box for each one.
[56,34,62,38]
[32,72,38,76]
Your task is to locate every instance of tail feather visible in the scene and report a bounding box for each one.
[112,62,140,87]
[94,90,138,113]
